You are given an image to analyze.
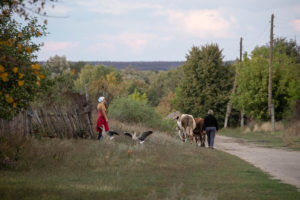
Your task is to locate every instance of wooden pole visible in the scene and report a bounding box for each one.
[239,38,244,127]
[268,14,274,116]
[224,37,243,128]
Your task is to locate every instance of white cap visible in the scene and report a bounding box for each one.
[98,96,105,103]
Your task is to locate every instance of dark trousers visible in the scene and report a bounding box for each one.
[97,127,103,140]
[206,127,216,148]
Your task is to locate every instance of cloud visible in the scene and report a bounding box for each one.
[90,32,171,55]
[165,9,235,38]
[76,0,159,15]
[44,4,72,16]
[42,41,77,52]
[289,19,300,32]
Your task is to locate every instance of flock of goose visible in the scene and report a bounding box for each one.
[104,130,153,144]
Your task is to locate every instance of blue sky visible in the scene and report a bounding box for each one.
[36,0,300,61]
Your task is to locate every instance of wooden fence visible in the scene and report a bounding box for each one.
[0,106,95,139]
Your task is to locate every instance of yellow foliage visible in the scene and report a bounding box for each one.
[13,102,17,108]
[5,94,13,103]
[17,43,22,52]
[12,67,18,73]
[71,69,75,75]
[25,47,32,54]
[7,38,15,47]
[36,31,42,37]
[0,64,4,72]
[18,80,24,87]
[31,26,35,33]
[31,63,40,70]
[0,72,8,82]
[106,72,117,84]
[39,74,45,79]
[0,91,2,95]
[18,32,23,38]
[18,73,24,79]
[157,91,175,116]
[36,81,40,87]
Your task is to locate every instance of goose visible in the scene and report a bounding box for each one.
[106,130,119,140]
[124,131,153,144]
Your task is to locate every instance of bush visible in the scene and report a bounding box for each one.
[108,96,175,131]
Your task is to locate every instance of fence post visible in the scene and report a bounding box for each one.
[27,106,33,136]
[240,112,244,127]
[271,104,275,132]
[85,83,94,139]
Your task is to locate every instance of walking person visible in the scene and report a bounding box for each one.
[96,96,109,140]
[203,109,219,149]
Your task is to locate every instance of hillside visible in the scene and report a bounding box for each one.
[85,61,185,71]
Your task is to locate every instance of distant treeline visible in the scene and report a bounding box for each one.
[39,61,235,71]
[80,61,185,71]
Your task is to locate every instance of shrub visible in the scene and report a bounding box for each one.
[108,96,174,131]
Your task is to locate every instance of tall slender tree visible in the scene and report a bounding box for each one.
[175,44,234,127]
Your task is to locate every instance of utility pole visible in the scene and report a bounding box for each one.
[224,37,243,128]
[269,14,275,131]
[239,38,244,127]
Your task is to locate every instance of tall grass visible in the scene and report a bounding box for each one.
[108,96,175,132]
[220,126,300,150]
[1,129,300,200]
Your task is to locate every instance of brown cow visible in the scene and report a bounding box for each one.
[176,114,196,143]
[193,118,206,147]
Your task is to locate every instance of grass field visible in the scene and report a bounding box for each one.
[1,126,300,200]
[220,128,300,150]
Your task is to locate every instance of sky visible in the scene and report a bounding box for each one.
[35,0,300,61]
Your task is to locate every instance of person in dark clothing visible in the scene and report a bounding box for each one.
[203,109,219,149]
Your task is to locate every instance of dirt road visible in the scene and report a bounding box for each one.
[215,135,300,190]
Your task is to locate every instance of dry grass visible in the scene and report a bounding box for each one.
[221,120,300,150]
[282,121,300,147]
[1,121,300,199]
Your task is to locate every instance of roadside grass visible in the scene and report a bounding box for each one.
[1,127,300,200]
[220,128,300,150]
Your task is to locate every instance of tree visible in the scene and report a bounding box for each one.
[74,64,119,92]
[232,40,300,120]
[147,66,183,106]
[157,91,175,116]
[174,45,234,127]
[74,64,123,102]
[0,1,52,119]
[70,61,86,78]
[129,89,148,104]
[45,55,71,75]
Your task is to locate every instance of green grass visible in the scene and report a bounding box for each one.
[1,131,300,200]
[220,128,300,150]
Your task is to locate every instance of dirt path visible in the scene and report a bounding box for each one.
[215,135,300,190]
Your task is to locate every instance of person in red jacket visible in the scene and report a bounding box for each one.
[203,109,219,149]
[96,96,109,140]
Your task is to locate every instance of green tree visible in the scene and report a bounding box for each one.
[74,64,123,103]
[74,64,121,92]
[175,45,234,126]
[70,61,86,78]
[0,1,52,119]
[45,55,71,75]
[148,66,183,106]
[232,40,300,120]
[129,88,148,104]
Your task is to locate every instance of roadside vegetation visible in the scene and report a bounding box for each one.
[1,126,300,200]
[220,127,300,150]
